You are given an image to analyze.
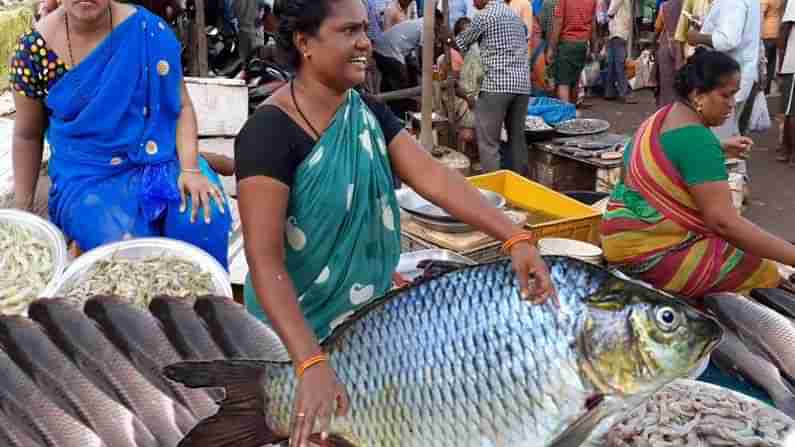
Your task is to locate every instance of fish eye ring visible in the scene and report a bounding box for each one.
[654,306,679,331]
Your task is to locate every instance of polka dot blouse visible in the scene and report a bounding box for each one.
[9,29,69,100]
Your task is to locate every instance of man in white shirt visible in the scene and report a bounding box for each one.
[687,0,761,137]
[777,0,795,165]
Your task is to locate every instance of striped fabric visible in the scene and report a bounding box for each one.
[600,105,780,298]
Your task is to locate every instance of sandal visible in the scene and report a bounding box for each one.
[776,147,792,163]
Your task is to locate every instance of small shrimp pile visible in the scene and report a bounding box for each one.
[604,380,794,447]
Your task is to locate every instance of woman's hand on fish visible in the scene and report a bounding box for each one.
[509,242,557,305]
[290,362,350,447]
[721,136,753,159]
[177,172,225,224]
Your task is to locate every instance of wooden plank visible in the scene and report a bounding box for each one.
[185,77,248,137]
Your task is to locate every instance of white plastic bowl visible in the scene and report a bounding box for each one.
[538,237,603,265]
[41,237,233,299]
[0,209,70,315]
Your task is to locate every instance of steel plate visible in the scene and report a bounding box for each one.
[397,249,476,281]
[554,118,611,136]
[396,187,506,222]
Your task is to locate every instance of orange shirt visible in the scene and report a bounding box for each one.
[761,0,784,40]
[554,0,597,42]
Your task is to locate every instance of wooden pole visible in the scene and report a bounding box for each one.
[420,0,436,150]
[195,0,208,77]
[441,0,458,150]
[376,79,456,102]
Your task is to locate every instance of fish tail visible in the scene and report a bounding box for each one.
[165,360,287,447]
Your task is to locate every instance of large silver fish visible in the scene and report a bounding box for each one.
[166,256,722,447]
[0,315,159,447]
[28,298,192,445]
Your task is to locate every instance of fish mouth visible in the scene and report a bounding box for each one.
[686,306,724,360]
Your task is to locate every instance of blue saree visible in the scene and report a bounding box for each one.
[44,7,230,267]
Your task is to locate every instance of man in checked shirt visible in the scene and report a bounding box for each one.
[449,0,532,176]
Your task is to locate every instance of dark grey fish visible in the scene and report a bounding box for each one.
[149,296,226,401]
[705,292,795,381]
[28,298,190,445]
[0,346,104,447]
[0,315,160,447]
[712,330,795,418]
[0,408,46,447]
[84,295,218,421]
[194,296,288,361]
[751,288,795,321]
[149,296,225,361]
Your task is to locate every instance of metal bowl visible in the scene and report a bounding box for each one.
[554,118,611,136]
[41,237,233,299]
[0,209,70,305]
[397,249,476,282]
[396,187,506,222]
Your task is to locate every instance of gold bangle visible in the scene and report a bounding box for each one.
[296,354,329,378]
[181,168,202,174]
[501,232,535,256]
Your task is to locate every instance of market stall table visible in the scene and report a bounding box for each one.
[529,132,629,193]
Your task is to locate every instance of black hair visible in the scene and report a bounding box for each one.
[453,17,471,36]
[673,48,741,99]
[272,0,339,69]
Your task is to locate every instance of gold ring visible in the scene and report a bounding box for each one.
[296,412,306,418]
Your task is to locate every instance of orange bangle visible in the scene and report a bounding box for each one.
[501,232,535,255]
[296,354,329,378]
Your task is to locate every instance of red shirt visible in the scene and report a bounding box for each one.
[554,0,597,41]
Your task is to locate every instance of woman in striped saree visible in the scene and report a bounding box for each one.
[600,49,795,299]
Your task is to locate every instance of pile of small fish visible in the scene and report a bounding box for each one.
[0,221,54,316]
[0,257,725,447]
[603,380,794,446]
[64,257,214,308]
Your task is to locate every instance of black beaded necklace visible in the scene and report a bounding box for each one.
[64,4,113,68]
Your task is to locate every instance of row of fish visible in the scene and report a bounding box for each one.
[0,256,723,446]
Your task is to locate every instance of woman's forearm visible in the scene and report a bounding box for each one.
[176,83,200,171]
[718,216,795,266]
[247,255,324,363]
[12,135,44,209]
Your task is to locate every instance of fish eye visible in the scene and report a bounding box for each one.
[654,306,679,332]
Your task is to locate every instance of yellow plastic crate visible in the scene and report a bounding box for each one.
[468,170,602,246]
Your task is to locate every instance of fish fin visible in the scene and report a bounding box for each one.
[750,288,795,322]
[548,402,611,447]
[178,414,285,447]
[164,359,276,388]
[167,360,286,447]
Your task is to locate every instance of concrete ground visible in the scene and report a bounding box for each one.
[579,89,795,242]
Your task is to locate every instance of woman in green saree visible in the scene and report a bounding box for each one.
[234,0,555,445]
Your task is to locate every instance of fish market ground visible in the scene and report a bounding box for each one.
[580,89,795,243]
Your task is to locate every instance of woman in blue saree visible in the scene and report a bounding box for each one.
[234,0,556,446]
[10,0,231,267]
